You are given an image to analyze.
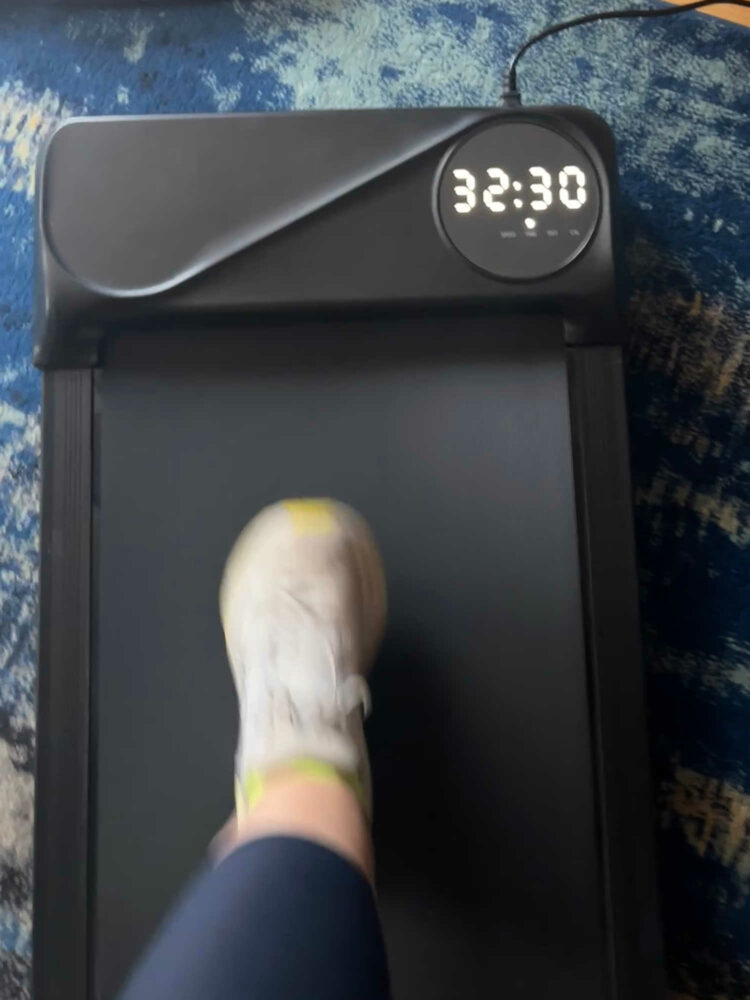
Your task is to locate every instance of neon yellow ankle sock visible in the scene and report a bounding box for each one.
[235,757,367,820]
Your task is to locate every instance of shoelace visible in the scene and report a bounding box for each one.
[241,587,372,732]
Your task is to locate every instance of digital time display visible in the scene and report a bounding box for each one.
[436,120,601,281]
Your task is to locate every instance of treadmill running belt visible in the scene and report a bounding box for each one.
[92,316,604,999]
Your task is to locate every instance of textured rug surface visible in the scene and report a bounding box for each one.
[0,2,749,997]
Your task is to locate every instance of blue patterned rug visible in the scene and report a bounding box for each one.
[0,2,749,996]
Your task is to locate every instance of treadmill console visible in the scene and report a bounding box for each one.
[33,106,621,368]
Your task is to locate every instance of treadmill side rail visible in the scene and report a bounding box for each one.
[568,345,665,1000]
[34,370,93,1000]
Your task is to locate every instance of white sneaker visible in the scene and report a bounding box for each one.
[220,499,387,817]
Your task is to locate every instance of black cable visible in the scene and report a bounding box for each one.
[503,0,750,104]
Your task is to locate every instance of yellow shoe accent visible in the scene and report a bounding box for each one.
[282,499,337,537]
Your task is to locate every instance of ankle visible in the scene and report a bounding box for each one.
[219,773,375,884]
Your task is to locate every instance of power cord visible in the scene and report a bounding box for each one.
[503,0,750,105]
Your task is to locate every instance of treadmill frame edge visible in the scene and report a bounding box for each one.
[567,347,663,999]
[35,369,93,1000]
[33,347,664,1000]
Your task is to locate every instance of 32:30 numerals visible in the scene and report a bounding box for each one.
[452,166,587,214]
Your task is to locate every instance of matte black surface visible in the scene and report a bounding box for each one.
[567,348,664,997]
[94,317,605,1000]
[33,107,622,367]
[34,370,93,1000]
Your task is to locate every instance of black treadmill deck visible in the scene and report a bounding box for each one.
[33,108,663,1000]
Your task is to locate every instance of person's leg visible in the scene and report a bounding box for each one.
[215,768,375,882]
[118,499,390,1000]
[118,835,389,1000]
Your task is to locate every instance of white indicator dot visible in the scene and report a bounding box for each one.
[524,217,536,230]
[512,181,523,191]
[513,198,523,208]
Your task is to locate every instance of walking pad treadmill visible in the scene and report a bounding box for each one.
[32,107,664,1000]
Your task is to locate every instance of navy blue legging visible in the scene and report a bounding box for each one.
[118,836,391,1000]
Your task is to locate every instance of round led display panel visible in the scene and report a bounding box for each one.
[437,120,601,281]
